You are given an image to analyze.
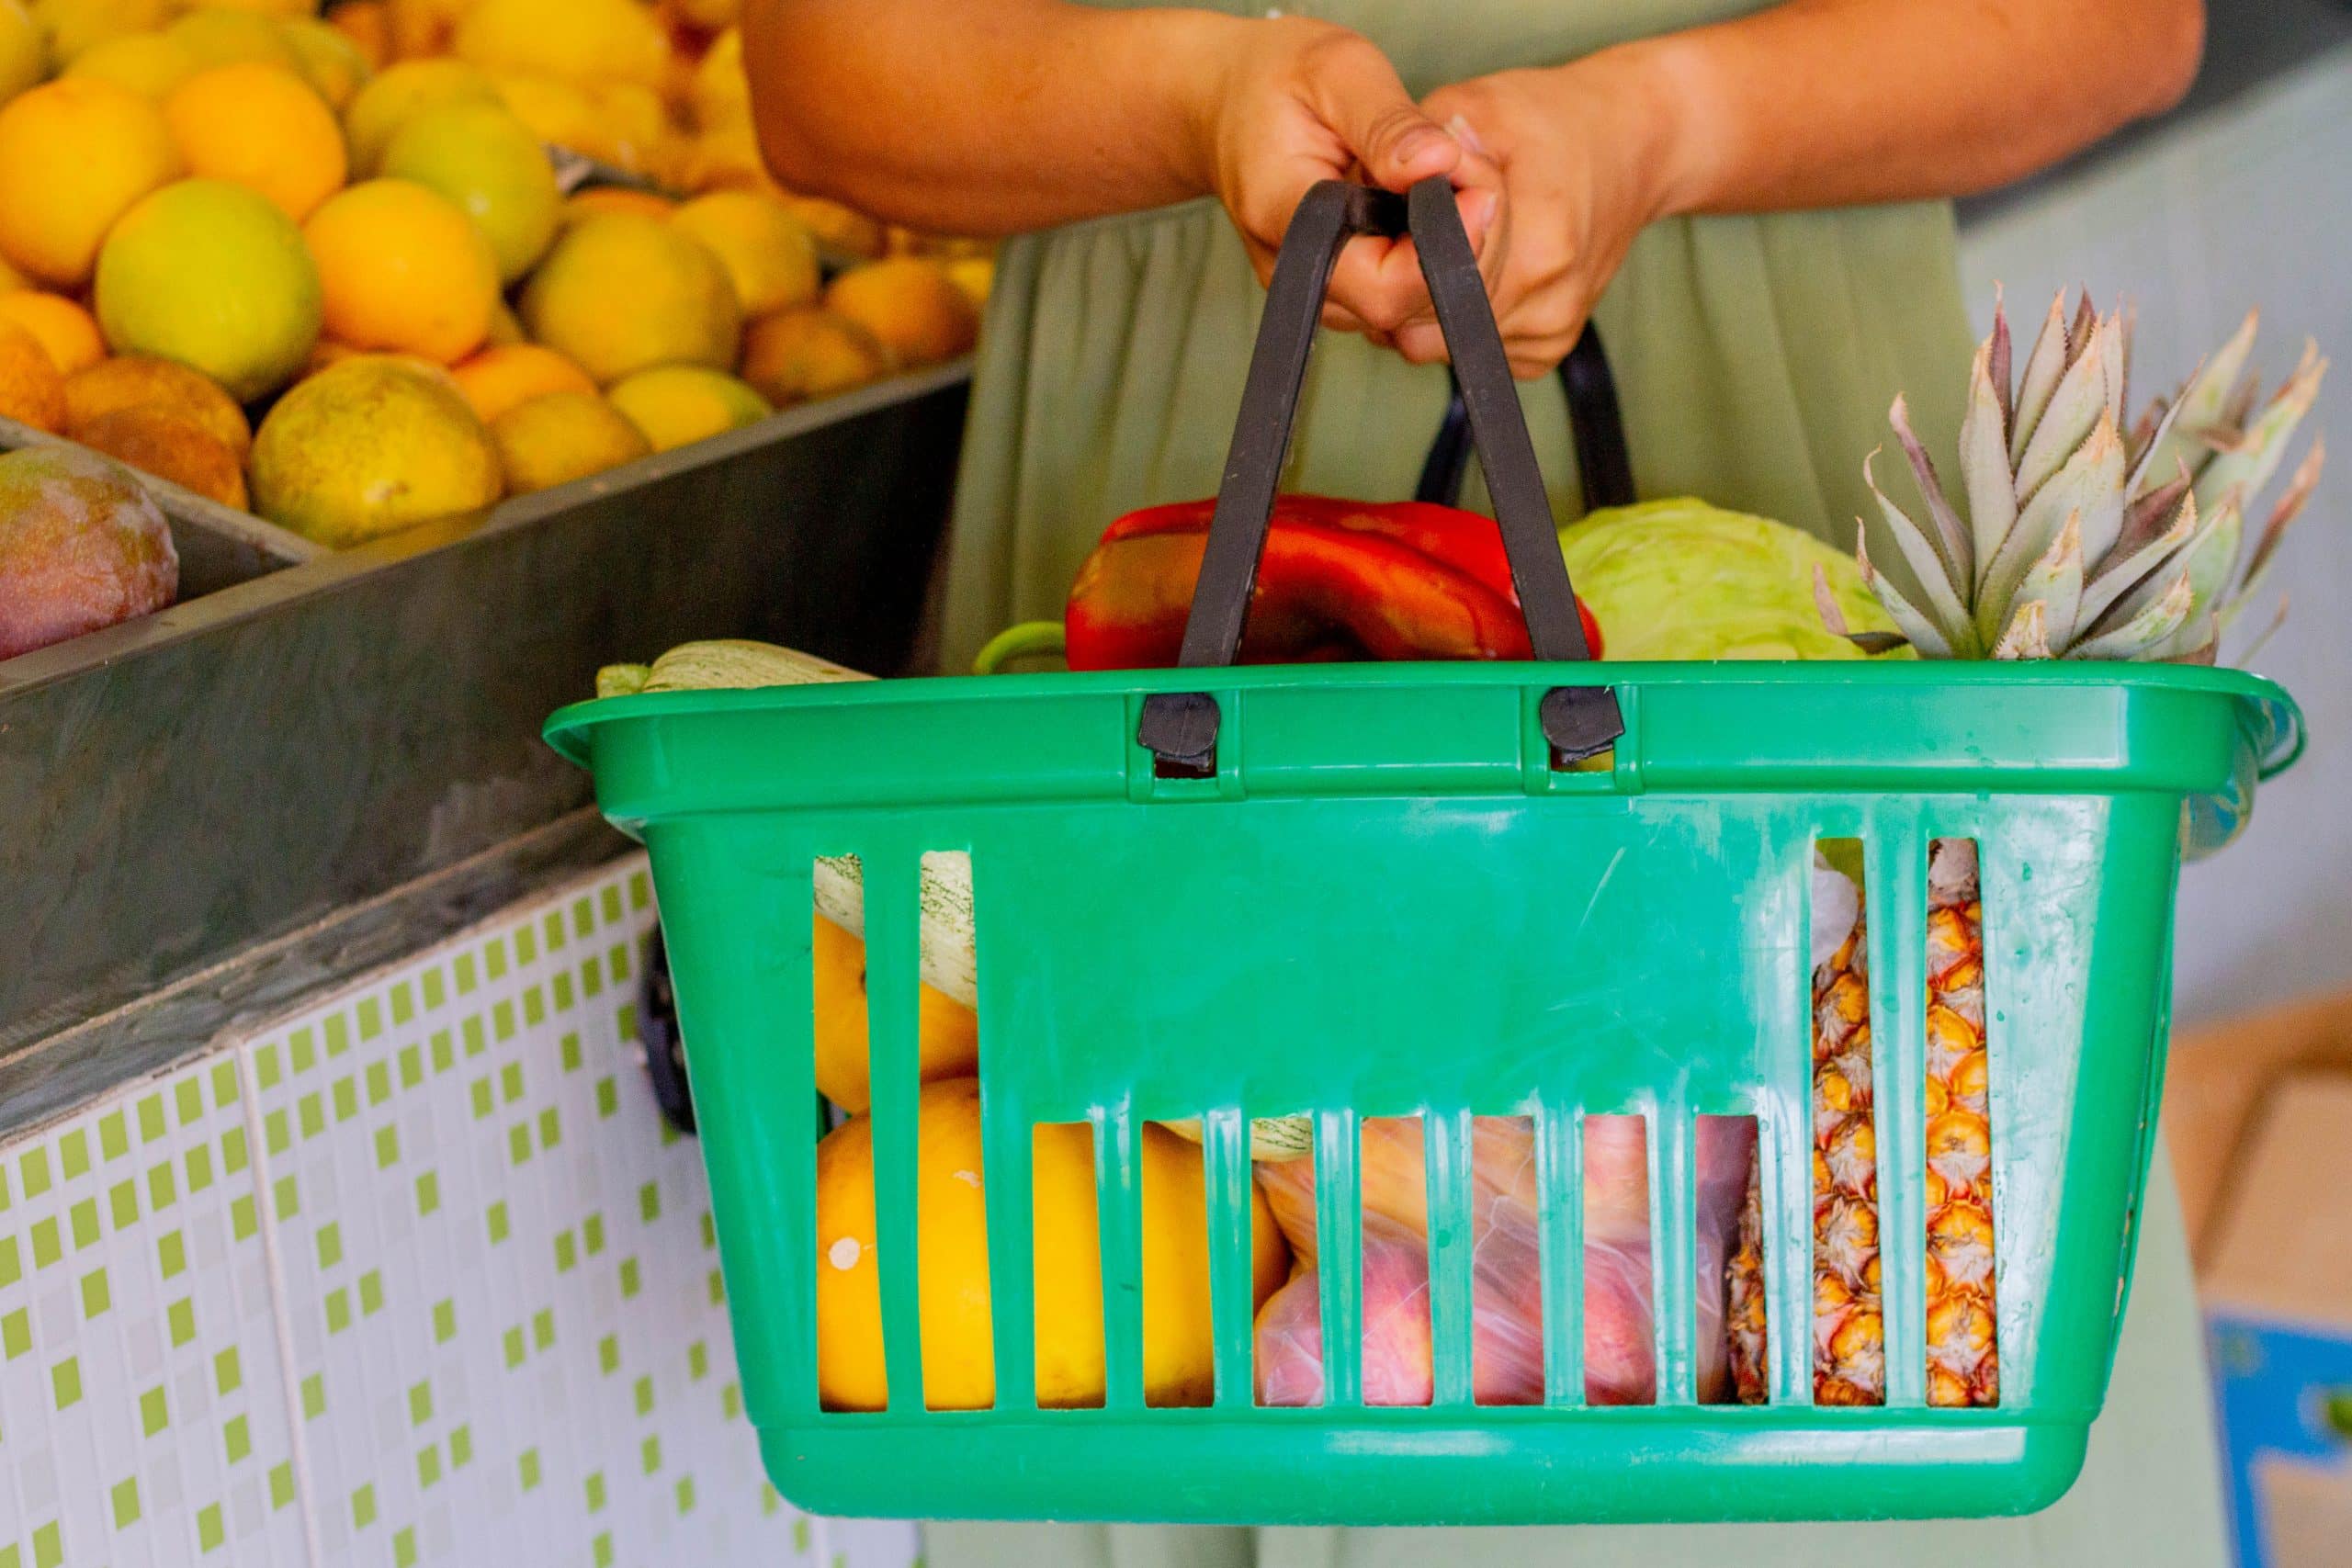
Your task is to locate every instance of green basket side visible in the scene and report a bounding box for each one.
[554,662,2297,1524]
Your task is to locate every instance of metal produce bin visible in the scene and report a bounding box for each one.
[2,364,969,1063]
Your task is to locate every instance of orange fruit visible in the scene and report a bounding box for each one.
[561,186,673,225]
[671,189,820,318]
[486,389,649,493]
[0,79,181,288]
[814,1079,1288,1412]
[0,292,105,375]
[66,355,252,457]
[0,318,65,431]
[605,364,770,452]
[810,914,978,1114]
[165,8,300,73]
[739,307,890,405]
[825,259,978,367]
[304,178,501,364]
[73,406,247,509]
[944,255,994,312]
[449,342,594,424]
[63,30,201,98]
[384,0,467,61]
[164,63,348,221]
[280,19,372,112]
[341,57,498,175]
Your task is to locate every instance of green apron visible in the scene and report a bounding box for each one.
[927,3,2230,1562]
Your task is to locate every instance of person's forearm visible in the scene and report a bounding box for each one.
[1597,0,2204,220]
[744,0,1242,235]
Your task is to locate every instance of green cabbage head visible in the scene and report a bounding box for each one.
[1560,498,1905,661]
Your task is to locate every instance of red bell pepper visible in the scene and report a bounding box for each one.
[1063,494,1601,671]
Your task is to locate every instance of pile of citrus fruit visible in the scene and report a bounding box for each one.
[0,0,988,548]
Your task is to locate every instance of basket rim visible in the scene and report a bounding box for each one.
[546,658,2302,779]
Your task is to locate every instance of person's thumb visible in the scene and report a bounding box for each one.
[1315,41,1459,190]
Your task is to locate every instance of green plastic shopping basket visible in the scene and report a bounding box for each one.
[546,179,2304,1526]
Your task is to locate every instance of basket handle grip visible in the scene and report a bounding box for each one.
[1136,177,1623,776]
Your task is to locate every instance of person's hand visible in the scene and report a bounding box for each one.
[1190,17,1499,340]
[1415,56,1688,378]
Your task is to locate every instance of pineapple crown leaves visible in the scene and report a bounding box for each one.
[1828,288,2328,664]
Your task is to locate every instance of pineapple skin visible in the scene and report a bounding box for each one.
[1726,840,1998,1409]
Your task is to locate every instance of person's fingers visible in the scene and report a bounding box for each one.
[1306,36,1460,192]
[1392,321,1449,365]
[1327,234,1434,335]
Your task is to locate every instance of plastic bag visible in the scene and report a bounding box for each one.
[1252,1114,1755,1405]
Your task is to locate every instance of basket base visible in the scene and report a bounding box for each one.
[756,1413,2091,1525]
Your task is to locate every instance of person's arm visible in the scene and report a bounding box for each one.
[742,0,1493,334]
[1411,0,2205,374]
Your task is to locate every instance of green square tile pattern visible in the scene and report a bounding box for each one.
[0,855,906,1568]
[195,854,891,1568]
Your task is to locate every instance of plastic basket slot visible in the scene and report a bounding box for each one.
[1093,1105,1148,1410]
[859,852,931,1412]
[1424,1109,1476,1406]
[1926,834,1999,1410]
[1535,1105,1585,1406]
[1314,1109,1365,1407]
[1202,1108,1257,1409]
[1863,822,1930,1409]
[1650,1107,1698,1405]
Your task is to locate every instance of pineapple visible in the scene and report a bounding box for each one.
[1730,293,2327,1408]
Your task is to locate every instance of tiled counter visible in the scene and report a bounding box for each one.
[0,854,918,1568]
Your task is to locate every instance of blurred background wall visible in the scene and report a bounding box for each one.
[1952,6,2352,1024]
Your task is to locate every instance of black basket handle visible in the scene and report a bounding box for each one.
[1136,177,1624,776]
[1415,322,1634,514]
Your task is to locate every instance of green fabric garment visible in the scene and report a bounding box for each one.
[922,2,2229,1562]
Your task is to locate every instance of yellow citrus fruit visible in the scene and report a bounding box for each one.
[739,307,890,405]
[64,30,200,97]
[783,194,886,260]
[166,7,300,72]
[249,354,502,544]
[67,354,252,457]
[0,319,65,431]
[605,363,771,452]
[518,213,741,385]
[686,26,745,130]
[28,0,174,65]
[281,17,370,110]
[164,63,347,221]
[677,120,766,196]
[341,56,497,175]
[488,69,594,151]
[488,389,650,493]
[814,1079,1290,1412]
[73,405,246,508]
[944,255,994,312]
[808,915,976,1115]
[449,342,594,424]
[671,189,819,318]
[0,80,182,289]
[453,0,666,91]
[825,259,978,367]
[304,178,501,365]
[0,0,44,106]
[194,0,321,16]
[560,186,673,225]
[0,292,105,375]
[326,0,388,69]
[96,178,324,401]
[572,80,672,180]
[484,297,523,346]
[379,100,558,284]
